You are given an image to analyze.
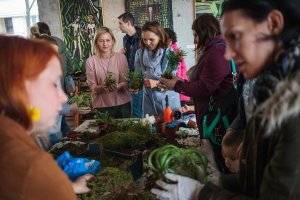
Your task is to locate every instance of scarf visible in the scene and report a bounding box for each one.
[141,47,167,80]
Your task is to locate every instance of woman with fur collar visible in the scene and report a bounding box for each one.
[151,0,300,199]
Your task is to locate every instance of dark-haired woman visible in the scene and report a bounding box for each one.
[134,21,180,116]
[159,14,238,174]
[152,0,300,199]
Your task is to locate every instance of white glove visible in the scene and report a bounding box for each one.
[151,173,204,200]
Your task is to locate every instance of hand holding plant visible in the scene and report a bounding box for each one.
[161,48,187,79]
[104,71,117,92]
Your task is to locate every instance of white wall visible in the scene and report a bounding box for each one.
[37,0,196,67]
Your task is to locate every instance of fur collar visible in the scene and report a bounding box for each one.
[255,73,300,136]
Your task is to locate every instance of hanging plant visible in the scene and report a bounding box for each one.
[161,48,187,79]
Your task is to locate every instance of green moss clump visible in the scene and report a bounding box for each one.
[99,128,153,151]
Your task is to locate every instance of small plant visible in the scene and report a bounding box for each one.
[161,48,187,79]
[95,110,113,125]
[104,71,116,88]
[125,69,143,90]
[67,93,92,107]
[147,144,208,183]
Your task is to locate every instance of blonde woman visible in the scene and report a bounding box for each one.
[86,27,131,118]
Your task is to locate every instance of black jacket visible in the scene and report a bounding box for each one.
[123,27,141,71]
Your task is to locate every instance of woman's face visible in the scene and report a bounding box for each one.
[25,56,67,132]
[142,31,160,51]
[97,32,114,54]
[220,10,278,79]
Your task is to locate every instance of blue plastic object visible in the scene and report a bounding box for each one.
[56,151,101,181]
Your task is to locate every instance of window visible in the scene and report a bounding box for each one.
[4,18,14,34]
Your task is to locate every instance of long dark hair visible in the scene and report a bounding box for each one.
[222,0,300,47]
[192,14,220,52]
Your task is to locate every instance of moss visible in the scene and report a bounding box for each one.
[77,167,155,200]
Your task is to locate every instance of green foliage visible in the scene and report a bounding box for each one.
[78,167,155,200]
[104,71,116,88]
[147,145,208,183]
[71,57,86,74]
[77,167,134,200]
[67,93,92,107]
[95,111,113,125]
[125,69,144,90]
[99,130,153,151]
[162,49,187,79]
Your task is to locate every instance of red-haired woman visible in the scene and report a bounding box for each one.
[0,36,92,200]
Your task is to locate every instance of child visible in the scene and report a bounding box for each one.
[221,129,244,173]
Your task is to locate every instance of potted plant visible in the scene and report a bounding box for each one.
[161,48,187,79]
[147,144,208,183]
[125,69,144,90]
[104,71,116,89]
[67,93,92,108]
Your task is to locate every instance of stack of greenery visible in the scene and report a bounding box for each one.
[68,93,92,107]
[104,71,116,88]
[161,48,187,79]
[125,69,144,90]
[147,145,208,183]
[77,167,155,200]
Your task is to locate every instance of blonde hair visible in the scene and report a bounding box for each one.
[93,27,116,56]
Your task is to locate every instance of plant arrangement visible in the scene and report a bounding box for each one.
[147,144,208,183]
[67,93,92,107]
[161,48,187,79]
[125,69,144,90]
[77,167,155,200]
[104,71,116,88]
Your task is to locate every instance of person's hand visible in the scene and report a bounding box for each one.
[178,104,193,113]
[158,77,181,90]
[129,88,139,95]
[119,48,127,54]
[144,78,159,88]
[72,174,94,194]
[106,83,117,92]
[151,173,204,200]
[95,85,107,94]
[70,103,91,114]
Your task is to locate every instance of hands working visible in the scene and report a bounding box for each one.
[72,174,94,194]
[151,173,204,200]
[178,105,195,113]
[96,83,125,93]
[158,76,182,90]
[70,103,91,115]
[144,78,159,88]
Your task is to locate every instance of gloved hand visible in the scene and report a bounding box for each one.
[151,173,204,200]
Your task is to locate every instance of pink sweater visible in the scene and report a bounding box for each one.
[86,53,131,108]
[171,43,190,102]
